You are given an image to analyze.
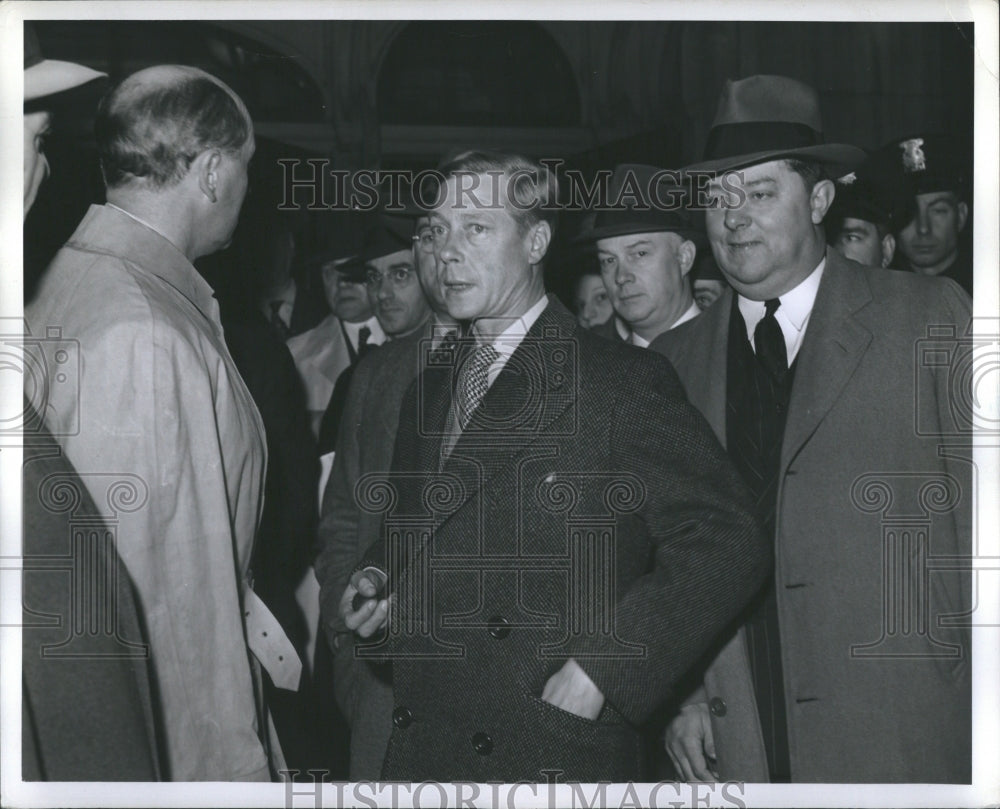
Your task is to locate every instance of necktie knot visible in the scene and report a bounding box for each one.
[356,325,372,359]
[764,298,781,317]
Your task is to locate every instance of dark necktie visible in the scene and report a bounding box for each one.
[356,325,372,360]
[268,300,289,340]
[429,329,459,364]
[754,298,787,382]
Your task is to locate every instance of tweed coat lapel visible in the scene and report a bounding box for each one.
[428,297,579,526]
[780,249,873,472]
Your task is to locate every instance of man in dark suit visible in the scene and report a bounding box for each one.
[315,212,457,780]
[338,150,769,782]
[652,74,972,783]
[316,213,432,454]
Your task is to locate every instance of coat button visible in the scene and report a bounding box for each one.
[708,697,727,717]
[471,732,493,755]
[392,706,413,729]
[487,615,511,640]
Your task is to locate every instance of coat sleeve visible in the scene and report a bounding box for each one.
[314,356,376,718]
[568,350,770,724]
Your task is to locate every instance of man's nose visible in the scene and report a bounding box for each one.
[724,205,750,230]
[437,229,461,264]
[915,208,931,234]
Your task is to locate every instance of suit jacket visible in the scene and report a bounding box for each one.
[650,250,972,783]
[22,408,162,781]
[315,325,438,779]
[288,314,386,429]
[357,296,770,782]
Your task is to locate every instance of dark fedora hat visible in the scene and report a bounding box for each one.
[360,212,416,263]
[573,164,704,245]
[683,75,866,176]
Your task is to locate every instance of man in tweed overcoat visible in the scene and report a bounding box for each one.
[340,151,770,782]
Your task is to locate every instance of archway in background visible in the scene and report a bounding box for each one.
[377,21,581,128]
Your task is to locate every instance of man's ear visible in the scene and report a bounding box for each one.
[196,150,223,203]
[957,201,969,233]
[677,239,697,276]
[810,179,836,224]
[881,233,896,268]
[527,220,552,265]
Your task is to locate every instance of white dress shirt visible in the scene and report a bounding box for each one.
[474,294,550,387]
[737,257,825,365]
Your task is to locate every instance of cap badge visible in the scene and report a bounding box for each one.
[899,138,927,173]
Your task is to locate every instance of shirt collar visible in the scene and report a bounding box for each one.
[473,295,549,359]
[343,315,381,342]
[737,256,825,342]
[673,300,702,329]
[615,300,702,347]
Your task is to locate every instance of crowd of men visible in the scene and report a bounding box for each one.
[21,31,973,787]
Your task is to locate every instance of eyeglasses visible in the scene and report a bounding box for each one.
[365,265,417,288]
[412,228,436,254]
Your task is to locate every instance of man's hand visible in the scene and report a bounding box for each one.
[541,658,605,720]
[339,569,389,638]
[665,702,719,781]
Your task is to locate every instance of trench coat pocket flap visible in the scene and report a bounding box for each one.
[244,588,303,691]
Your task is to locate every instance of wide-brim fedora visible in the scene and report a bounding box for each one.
[360,212,415,264]
[683,74,866,176]
[24,23,106,102]
[573,163,705,246]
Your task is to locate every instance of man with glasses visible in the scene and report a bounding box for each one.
[316,208,456,779]
[317,214,432,452]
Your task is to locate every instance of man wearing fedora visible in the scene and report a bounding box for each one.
[578,164,703,347]
[288,239,386,438]
[316,212,432,453]
[652,75,971,783]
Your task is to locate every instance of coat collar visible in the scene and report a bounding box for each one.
[68,204,219,326]
[780,248,873,469]
[414,295,580,524]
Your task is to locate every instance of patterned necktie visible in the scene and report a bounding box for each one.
[269,300,289,340]
[754,298,787,382]
[456,342,500,430]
